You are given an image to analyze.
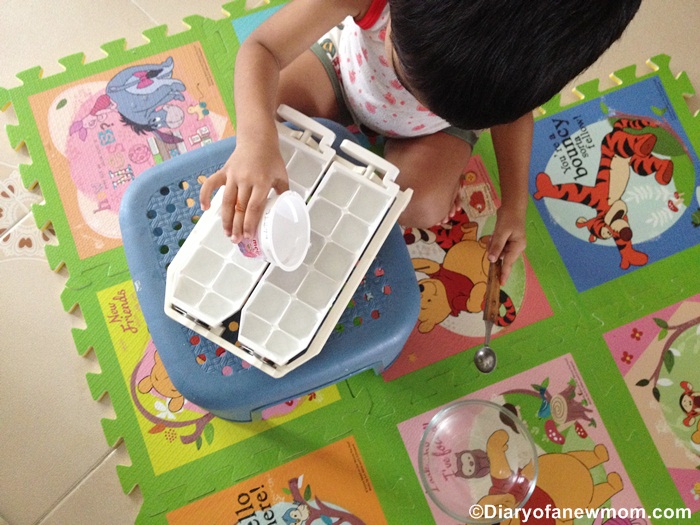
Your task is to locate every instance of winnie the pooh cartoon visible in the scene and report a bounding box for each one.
[138,350,185,413]
[412,222,489,333]
[474,429,623,525]
[413,222,516,333]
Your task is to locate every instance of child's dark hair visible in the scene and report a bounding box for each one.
[389,0,642,129]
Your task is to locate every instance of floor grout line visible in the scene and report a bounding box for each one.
[0,159,20,170]
[34,447,124,525]
[128,0,160,28]
[0,211,32,237]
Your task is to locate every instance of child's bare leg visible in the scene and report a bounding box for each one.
[385,132,472,228]
[275,53,469,228]
[276,49,343,122]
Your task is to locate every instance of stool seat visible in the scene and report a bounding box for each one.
[120,126,419,421]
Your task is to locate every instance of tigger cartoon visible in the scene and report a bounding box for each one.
[680,381,700,428]
[404,207,470,250]
[412,221,516,333]
[534,118,674,270]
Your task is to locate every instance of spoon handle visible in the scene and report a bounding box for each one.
[483,259,502,325]
[483,319,494,347]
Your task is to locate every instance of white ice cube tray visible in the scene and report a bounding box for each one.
[165,106,412,377]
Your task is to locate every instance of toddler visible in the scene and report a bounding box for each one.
[200,0,642,284]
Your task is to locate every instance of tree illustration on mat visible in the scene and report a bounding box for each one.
[635,314,700,402]
[130,357,216,448]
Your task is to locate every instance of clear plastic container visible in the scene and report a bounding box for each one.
[238,190,310,272]
[419,399,538,524]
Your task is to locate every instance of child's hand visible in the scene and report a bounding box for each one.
[199,142,289,243]
[487,204,526,286]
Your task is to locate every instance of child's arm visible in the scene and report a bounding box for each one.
[199,0,370,242]
[488,112,533,285]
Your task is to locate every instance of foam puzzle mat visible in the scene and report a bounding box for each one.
[2,1,699,523]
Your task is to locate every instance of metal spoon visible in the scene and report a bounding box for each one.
[474,259,502,374]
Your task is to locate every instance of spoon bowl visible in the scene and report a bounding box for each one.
[474,344,497,373]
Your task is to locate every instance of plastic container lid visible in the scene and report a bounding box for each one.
[257,190,310,271]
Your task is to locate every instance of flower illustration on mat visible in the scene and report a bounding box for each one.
[621,351,634,365]
[155,399,177,420]
[630,327,643,340]
[692,482,700,501]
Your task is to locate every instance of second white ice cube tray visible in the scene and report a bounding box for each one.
[165,106,412,377]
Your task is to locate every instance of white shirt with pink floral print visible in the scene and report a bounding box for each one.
[337,0,453,138]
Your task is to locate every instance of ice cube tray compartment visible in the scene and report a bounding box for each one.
[315,243,355,282]
[213,264,258,300]
[279,302,319,340]
[204,224,236,257]
[244,282,291,323]
[173,275,206,306]
[332,214,369,253]
[303,231,325,265]
[265,264,308,294]
[308,199,341,236]
[198,293,236,321]
[278,138,297,164]
[352,184,393,223]
[296,270,338,309]
[181,247,224,287]
[317,162,395,225]
[316,168,358,207]
[285,145,329,197]
[275,106,337,200]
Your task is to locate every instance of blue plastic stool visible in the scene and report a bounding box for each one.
[120,121,419,421]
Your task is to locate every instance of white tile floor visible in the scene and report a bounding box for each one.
[0,2,698,524]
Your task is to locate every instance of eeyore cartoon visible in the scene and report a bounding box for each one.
[107,57,185,143]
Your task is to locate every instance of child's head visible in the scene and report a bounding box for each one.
[388,0,642,129]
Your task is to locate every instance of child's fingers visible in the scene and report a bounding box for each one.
[496,240,526,285]
[487,234,506,264]
[229,185,252,243]
[273,176,290,195]
[220,181,239,240]
[199,171,226,211]
[242,185,270,240]
[500,253,515,286]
